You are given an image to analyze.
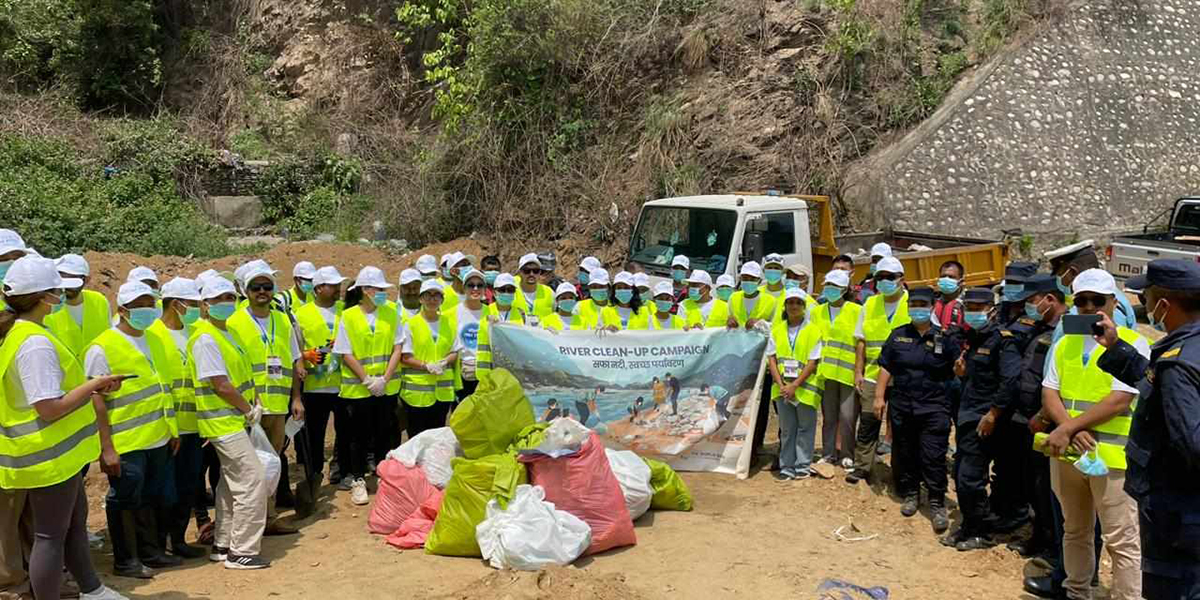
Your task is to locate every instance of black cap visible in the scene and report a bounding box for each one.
[963,287,994,304]
[1025,274,1059,295]
[1127,259,1200,292]
[908,287,935,303]
[1005,261,1038,283]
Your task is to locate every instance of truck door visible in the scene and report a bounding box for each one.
[746,210,813,292]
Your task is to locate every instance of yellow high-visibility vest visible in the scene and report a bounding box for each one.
[477,305,525,381]
[814,301,862,387]
[187,320,254,439]
[770,318,824,407]
[861,292,909,381]
[728,291,777,327]
[87,329,173,453]
[338,304,400,400]
[294,303,343,394]
[403,313,456,407]
[227,308,297,415]
[146,320,196,434]
[1052,327,1143,470]
[44,289,111,357]
[682,298,729,328]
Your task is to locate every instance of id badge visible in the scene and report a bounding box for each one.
[526,314,540,327]
[267,356,283,378]
[783,359,800,379]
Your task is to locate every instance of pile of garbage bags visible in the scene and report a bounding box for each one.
[367,369,695,570]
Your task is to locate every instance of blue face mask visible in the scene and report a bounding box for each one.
[740,281,759,295]
[1073,450,1109,477]
[637,288,650,301]
[1056,275,1071,295]
[672,269,686,283]
[877,280,899,296]
[181,306,201,326]
[578,272,590,286]
[590,288,609,303]
[615,289,634,304]
[716,288,733,302]
[937,277,960,295]
[764,269,783,285]
[687,287,701,301]
[964,311,989,329]
[909,307,932,324]
[655,299,673,313]
[373,292,389,306]
[497,292,515,306]
[299,282,314,295]
[1003,284,1025,304]
[484,271,499,286]
[127,306,162,331]
[0,260,12,281]
[443,267,453,279]
[1025,301,1044,320]
[558,299,577,314]
[784,279,801,290]
[46,293,65,314]
[869,264,878,275]
[1148,299,1168,333]
[208,301,237,321]
[821,286,843,303]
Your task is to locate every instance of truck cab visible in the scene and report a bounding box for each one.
[1107,197,1200,289]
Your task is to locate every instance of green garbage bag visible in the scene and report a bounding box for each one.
[449,368,536,459]
[642,457,694,512]
[507,422,550,453]
[425,454,527,557]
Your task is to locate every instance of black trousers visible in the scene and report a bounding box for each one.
[989,420,1031,526]
[1026,446,1056,551]
[954,421,995,537]
[341,394,400,478]
[751,371,775,455]
[405,401,451,440]
[167,433,203,546]
[455,379,479,406]
[889,408,950,504]
[301,392,339,479]
[1136,507,1200,600]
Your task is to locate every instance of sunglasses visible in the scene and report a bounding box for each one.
[875,273,900,282]
[521,268,540,276]
[247,283,274,293]
[1073,294,1108,309]
[465,282,486,290]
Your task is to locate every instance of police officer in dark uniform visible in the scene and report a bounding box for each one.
[943,287,1023,551]
[875,287,959,534]
[999,262,1039,326]
[1095,259,1200,599]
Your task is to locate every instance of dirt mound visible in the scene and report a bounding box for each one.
[434,568,645,600]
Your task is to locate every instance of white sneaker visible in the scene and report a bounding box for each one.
[350,478,369,506]
[841,458,854,469]
[81,585,130,600]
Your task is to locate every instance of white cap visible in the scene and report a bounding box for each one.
[460,267,485,283]
[716,274,735,288]
[0,229,28,256]
[197,269,219,282]
[200,277,237,301]
[763,253,785,267]
[784,288,806,302]
[614,271,634,287]
[160,277,201,301]
[416,254,438,274]
[739,261,763,278]
[633,273,650,289]
[589,268,610,286]
[579,256,602,271]
[671,256,690,270]
[233,262,253,285]
[350,266,393,289]
[653,281,674,297]
[1072,268,1118,296]
[440,253,455,268]
[1045,239,1095,261]
[870,243,893,258]
[239,260,277,288]
[55,254,89,277]
[494,273,516,289]
[824,269,851,287]
[555,282,578,297]
[786,263,811,277]
[420,279,444,295]
[127,266,158,284]
[518,253,541,269]
[3,256,81,296]
[292,261,317,279]
[314,266,347,287]
[451,252,473,268]
[686,270,713,287]
[876,256,904,275]
[398,268,422,286]
[117,281,157,308]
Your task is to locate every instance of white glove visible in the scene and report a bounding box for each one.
[366,376,387,397]
[246,404,263,426]
[426,361,445,376]
[752,320,771,335]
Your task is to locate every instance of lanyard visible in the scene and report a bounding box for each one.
[250,309,276,347]
[787,323,803,355]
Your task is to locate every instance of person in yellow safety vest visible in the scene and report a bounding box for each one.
[0,229,31,313]
[634,272,652,309]
[1040,269,1146,600]
[576,268,611,329]
[681,270,728,330]
[415,254,439,282]
[447,268,488,403]
[543,282,584,332]
[85,281,183,577]
[669,256,690,300]
[227,261,305,536]
[119,266,162,326]
[283,261,316,313]
[767,287,824,480]
[474,273,527,380]
[813,268,863,468]
[771,262,818,323]
[396,268,423,319]
[514,253,554,322]
[333,266,400,505]
[603,271,650,331]
[45,254,111,357]
[0,256,130,600]
[714,274,735,303]
[726,261,777,330]
[443,252,475,312]
[576,256,602,295]
[293,266,346,490]
[760,252,788,302]
[391,279,457,439]
[650,282,686,330]
[849,255,909,484]
[146,277,208,561]
[187,276,270,570]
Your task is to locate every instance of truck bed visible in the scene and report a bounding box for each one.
[819,230,1009,288]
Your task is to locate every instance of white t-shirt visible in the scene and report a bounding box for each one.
[1042,335,1151,395]
[4,330,64,409]
[67,302,85,326]
[192,330,242,380]
[522,290,536,310]
[766,322,823,359]
[451,305,484,380]
[166,327,189,356]
[655,316,675,329]
[617,306,633,327]
[400,315,442,354]
[744,294,759,316]
[699,299,715,321]
[84,331,169,450]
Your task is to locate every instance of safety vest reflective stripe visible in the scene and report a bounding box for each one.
[1054,326,1143,470]
[197,406,243,420]
[825,340,855,352]
[478,344,491,352]
[110,410,168,436]
[476,305,522,380]
[187,321,255,439]
[0,420,98,469]
[338,305,398,399]
[815,302,861,387]
[250,363,296,377]
[227,309,296,414]
[88,329,172,453]
[861,293,909,381]
[108,383,167,410]
[1063,397,1134,419]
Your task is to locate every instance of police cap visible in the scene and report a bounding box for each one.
[1127,259,1200,292]
[1044,240,1094,266]
[1025,273,1059,295]
[907,287,935,303]
[1005,261,1038,283]
[963,287,994,304]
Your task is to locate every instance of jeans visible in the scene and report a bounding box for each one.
[775,399,817,476]
[820,381,857,462]
[106,445,176,511]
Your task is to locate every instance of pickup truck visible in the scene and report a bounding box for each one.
[1107,196,1200,290]
[626,192,1011,291]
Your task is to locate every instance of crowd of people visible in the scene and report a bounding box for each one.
[1,223,1198,600]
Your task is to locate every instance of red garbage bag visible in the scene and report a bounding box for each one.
[386,491,444,550]
[369,458,440,535]
[518,433,636,555]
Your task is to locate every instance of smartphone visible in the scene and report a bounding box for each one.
[113,374,138,381]
[1062,314,1102,336]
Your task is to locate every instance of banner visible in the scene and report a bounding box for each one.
[490,324,768,477]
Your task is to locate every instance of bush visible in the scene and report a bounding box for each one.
[254,152,365,239]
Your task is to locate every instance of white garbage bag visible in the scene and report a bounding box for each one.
[532,417,591,458]
[604,448,654,520]
[386,427,462,488]
[476,485,592,571]
[249,424,281,493]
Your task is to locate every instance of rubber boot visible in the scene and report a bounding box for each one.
[275,453,295,510]
[135,508,181,569]
[163,505,206,559]
[109,506,153,579]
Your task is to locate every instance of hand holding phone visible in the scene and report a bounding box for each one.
[1062,314,1102,336]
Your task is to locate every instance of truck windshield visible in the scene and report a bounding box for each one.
[629,207,736,275]
[1174,202,1200,235]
